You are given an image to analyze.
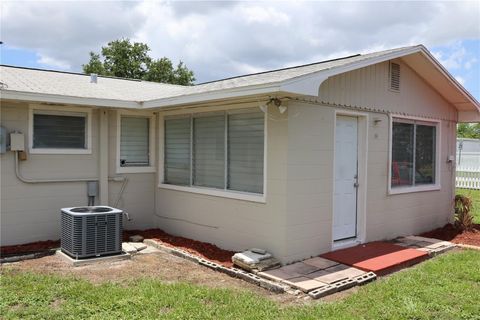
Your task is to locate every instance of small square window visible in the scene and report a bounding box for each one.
[31,109,89,152]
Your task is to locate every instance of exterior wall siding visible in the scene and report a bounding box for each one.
[154,104,290,261]
[281,58,457,259]
[319,59,457,120]
[0,102,155,246]
[0,58,459,264]
[284,102,335,262]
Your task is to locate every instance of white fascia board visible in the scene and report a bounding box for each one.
[0,90,141,108]
[142,83,282,109]
[418,47,480,113]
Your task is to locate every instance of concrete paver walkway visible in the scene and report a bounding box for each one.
[321,241,429,276]
[258,257,372,295]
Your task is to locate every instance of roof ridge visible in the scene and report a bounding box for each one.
[0,64,187,87]
[195,53,361,86]
[195,45,422,86]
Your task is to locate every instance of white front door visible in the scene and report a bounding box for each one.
[333,116,358,241]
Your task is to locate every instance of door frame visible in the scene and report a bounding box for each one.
[331,110,369,250]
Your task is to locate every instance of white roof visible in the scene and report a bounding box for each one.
[1,45,479,113]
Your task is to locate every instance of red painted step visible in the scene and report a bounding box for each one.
[321,242,429,276]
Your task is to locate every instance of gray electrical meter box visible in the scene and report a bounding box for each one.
[10,132,25,151]
[87,181,99,197]
[0,127,6,154]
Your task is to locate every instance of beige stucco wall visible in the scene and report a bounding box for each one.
[284,103,335,262]
[0,102,155,246]
[0,58,458,264]
[154,103,290,261]
[280,58,457,262]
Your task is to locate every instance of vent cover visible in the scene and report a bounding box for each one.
[389,62,400,91]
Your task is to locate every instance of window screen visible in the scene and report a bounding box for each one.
[415,124,436,185]
[33,113,86,149]
[120,116,149,167]
[228,111,264,193]
[193,114,225,188]
[164,117,191,185]
[391,119,436,188]
[391,121,414,187]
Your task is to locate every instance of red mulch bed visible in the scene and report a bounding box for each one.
[1,240,60,257]
[420,223,480,247]
[124,229,235,267]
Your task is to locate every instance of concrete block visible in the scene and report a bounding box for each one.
[56,250,130,267]
[122,242,137,254]
[353,272,377,285]
[333,278,357,291]
[308,284,337,299]
[198,258,220,270]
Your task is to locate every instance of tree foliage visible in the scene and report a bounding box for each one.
[82,39,195,85]
[457,123,480,139]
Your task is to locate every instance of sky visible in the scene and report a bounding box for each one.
[1,1,479,100]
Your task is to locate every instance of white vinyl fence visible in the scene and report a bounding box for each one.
[456,165,480,190]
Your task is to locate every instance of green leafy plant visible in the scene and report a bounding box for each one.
[454,194,474,231]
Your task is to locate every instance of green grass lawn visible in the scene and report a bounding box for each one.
[1,250,479,320]
[456,188,480,223]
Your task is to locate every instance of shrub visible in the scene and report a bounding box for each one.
[454,194,474,231]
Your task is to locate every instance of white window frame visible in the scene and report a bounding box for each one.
[158,106,267,203]
[29,104,92,154]
[116,110,156,174]
[388,115,441,195]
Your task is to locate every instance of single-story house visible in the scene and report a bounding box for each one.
[1,45,479,264]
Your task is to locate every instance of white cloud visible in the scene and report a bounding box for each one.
[1,0,479,82]
[36,54,71,70]
[455,75,466,85]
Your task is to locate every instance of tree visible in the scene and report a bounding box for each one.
[457,123,480,139]
[82,39,195,85]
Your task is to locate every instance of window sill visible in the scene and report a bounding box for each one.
[158,183,266,203]
[389,184,441,195]
[29,148,92,155]
[117,166,156,174]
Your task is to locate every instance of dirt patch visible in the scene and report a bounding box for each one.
[124,229,235,267]
[420,223,480,247]
[0,250,307,306]
[1,240,60,257]
[2,229,236,269]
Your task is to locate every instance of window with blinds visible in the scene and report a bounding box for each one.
[33,112,86,149]
[164,109,264,194]
[193,114,225,188]
[164,117,191,185]
[228,112,264,193]
[120,116,150,167]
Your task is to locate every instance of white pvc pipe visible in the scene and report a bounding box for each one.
[15,151,98,183]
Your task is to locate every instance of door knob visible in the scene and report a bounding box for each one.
[354,182,359,188]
